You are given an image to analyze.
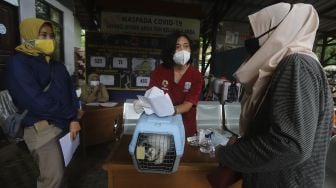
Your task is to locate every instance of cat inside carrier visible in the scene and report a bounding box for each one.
[129,113,185,174]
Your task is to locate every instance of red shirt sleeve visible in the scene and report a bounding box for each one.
[184,68,203,105]
[148,66,162,89]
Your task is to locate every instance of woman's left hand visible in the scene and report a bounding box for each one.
[69,121,81,140]
[227,136,238,145]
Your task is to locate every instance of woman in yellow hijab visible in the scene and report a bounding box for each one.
[15,18,56,62]
[6,18,81,188]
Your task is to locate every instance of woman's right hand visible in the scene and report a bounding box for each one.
[92,85,99,93]
[133,100,150,114]
[69,121,81,140]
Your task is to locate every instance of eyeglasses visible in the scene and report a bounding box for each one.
[38,32,55,39]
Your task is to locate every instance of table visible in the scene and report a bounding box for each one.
[80,104,123,155]
[102,135,242,188]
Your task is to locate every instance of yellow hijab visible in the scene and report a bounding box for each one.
[15,18,54,62]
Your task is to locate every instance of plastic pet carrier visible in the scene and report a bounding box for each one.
[129,113,185,174]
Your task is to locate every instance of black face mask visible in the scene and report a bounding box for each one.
[245,4,293,56]
[244,26,277,56]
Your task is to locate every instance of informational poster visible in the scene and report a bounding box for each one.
[86,13,200,91]
[85,32,165,90]
[216,21,250,51]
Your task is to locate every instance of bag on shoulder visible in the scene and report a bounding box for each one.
[2,111,27,140]
[1,63,54,141]
[0,90,26,141]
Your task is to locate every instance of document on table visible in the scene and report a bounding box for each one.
[59,133,80,167]
[99,102,118,107]
[85,102,100,106]
[85,102,118,107]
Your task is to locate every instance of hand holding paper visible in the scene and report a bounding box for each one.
[59,133,80,167]
[133,99,149,114]
[136,86,175,117]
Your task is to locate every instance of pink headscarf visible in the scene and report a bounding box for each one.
[234,3,319,134]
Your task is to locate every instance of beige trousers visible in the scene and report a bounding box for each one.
[23,124,64,188]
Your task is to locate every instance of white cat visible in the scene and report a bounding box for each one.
[143,134,171,164]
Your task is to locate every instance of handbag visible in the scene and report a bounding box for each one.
[207,165,242,188]
[3,110,28,140]
[1,62,54,141]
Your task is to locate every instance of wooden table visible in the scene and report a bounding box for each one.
[102,135,242,188]
[80,104,123,155]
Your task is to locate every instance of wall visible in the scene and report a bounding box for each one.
[73,19,82,48]
[18,0,81,75]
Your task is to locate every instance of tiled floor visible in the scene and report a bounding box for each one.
[66,142,113,188]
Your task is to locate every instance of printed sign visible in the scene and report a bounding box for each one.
[101,12,200,40]
[136,76,150,87]
[113,57,128,69]
[100,75,115,86]
[90,56,106,68]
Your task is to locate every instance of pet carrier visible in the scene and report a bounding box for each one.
[129,113,185,174]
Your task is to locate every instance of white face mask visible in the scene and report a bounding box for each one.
[90,80,100,86]
[173,50,191,65]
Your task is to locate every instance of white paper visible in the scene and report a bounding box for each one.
[59,133,80,167]
[99,102,118,107]
[85,102,100,106]
[137,95,154,115]
[100,75,115,86]
[137,86,174,117]
[144,86,164,97]
[85,102,118,107]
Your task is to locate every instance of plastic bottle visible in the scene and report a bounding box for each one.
[200,132,215,157]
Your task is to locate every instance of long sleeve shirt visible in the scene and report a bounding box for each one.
[6,53,78,131]
[216,53,333,188]
[80,84,109,103]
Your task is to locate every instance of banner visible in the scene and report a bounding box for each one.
[101,12,200,40]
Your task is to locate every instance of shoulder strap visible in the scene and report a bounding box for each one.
[43,62,54,92]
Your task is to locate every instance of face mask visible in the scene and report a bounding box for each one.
[244,26,276,56]
[90,80,100,86]
[245,4,292,56]
[34,39,55,55]
[173,50,191,65]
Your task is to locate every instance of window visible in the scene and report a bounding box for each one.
[36,0,64,62]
